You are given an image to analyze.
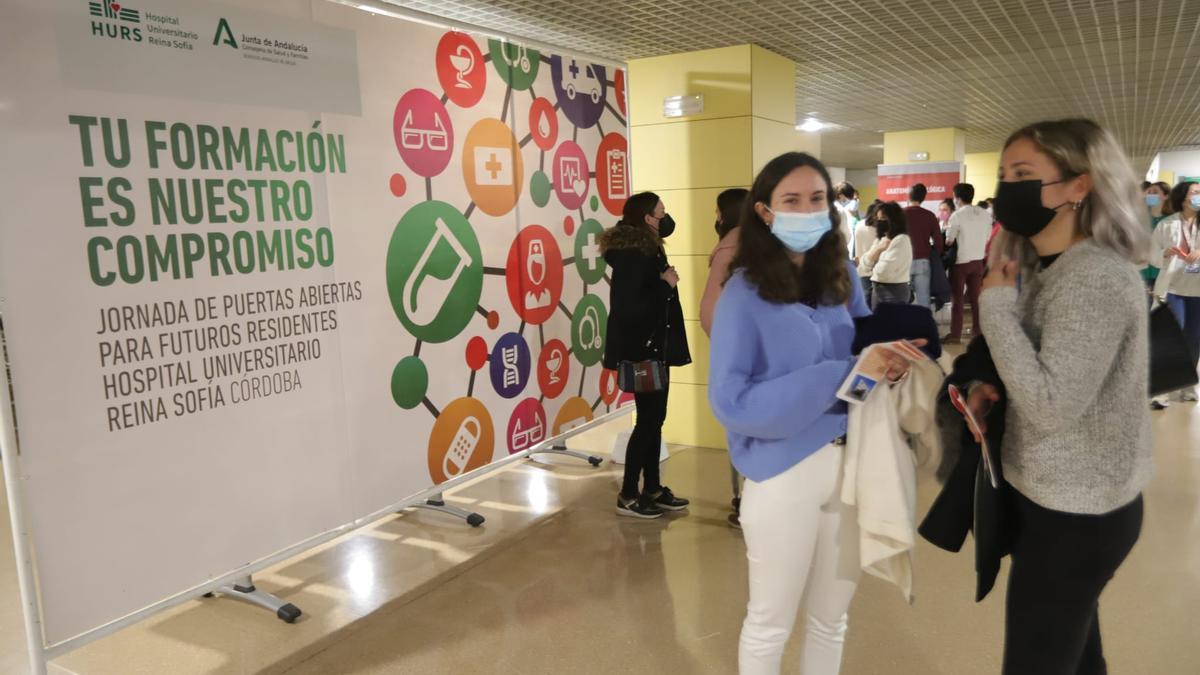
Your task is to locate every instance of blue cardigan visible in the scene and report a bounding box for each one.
[709,262,871,482]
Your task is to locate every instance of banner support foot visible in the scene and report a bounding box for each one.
[411,494,486,527]
[205,575,301,623]
[530,444,604,467]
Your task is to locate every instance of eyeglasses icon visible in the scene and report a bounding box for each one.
[400,110,449,152]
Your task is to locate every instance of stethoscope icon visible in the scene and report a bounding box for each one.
[578,306,602,350]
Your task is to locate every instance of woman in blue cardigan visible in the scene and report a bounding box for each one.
[709,152,913,675]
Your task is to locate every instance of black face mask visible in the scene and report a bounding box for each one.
[993,179,1067,237]
[657,213,676,238]
[714,219,723,235]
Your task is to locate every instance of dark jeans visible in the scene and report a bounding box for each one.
[1003,490,1143,675]
[950,260,985,339]
[859,277,874,308]
[1166,294,1200,370]
[872,281,911,306]
[621,380,669,498]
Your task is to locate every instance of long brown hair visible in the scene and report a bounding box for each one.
[618,191,660,229]
[731,152,851,306]
[716,188,749,239]
[873,202,908,239]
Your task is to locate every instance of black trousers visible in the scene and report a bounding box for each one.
[1003,490,1143,675]
[621,381,669,498]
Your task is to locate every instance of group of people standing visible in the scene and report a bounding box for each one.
[1145,178,1200,404]
[844,181,998,345]
[601,118,1156,674]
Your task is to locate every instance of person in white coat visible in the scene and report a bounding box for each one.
[1152,180,1200,401]
[862,202,913,307]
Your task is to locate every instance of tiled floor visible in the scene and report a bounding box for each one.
[2,401,1198,674]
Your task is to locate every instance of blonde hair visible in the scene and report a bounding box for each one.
[989,119,1151,269]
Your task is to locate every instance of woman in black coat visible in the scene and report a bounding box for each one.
[600,192,692,519]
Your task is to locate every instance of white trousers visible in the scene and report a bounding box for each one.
[739,444,861,675]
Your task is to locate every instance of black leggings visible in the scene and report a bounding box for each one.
[1003,490,1143,675]
[621,382,669,498]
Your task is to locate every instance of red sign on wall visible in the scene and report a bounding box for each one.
[876,162,962,205]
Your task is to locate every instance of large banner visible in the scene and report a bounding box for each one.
[0,0,630,648]
[877,162,963,207]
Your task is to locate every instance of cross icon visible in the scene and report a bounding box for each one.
[582,232,600,270]
[568,60,580,79]
[485,153,503,180]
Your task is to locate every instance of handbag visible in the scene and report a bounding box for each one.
[616,359,668,394]
[1150,300,1198,396]
[617,303,670,394]
[1149,247,1199,396]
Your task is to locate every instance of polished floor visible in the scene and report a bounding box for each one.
[2,401,1198,674]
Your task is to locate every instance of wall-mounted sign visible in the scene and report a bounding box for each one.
[663,94,703,118]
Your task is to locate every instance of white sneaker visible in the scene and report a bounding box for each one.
[1184,389,1199,402]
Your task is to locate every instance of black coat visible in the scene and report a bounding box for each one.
[599,225,691,371]
[918,336,1012,602]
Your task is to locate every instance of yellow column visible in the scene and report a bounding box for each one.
[628,45,808,450]
[964,152,1001,201]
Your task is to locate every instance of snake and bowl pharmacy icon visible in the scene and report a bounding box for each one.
[436,32,486,108]
[393,88,454,178]
[537,338,570,400]
[428,397,494,484]
[386,201,484,344]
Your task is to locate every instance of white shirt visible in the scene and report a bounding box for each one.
[1153,213,1200,297]
[837,204,857,256]
[946,204,993,264]
[854,222,879,276]
[866,234,913,284]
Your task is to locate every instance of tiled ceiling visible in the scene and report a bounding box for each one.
[382,0,1200,169]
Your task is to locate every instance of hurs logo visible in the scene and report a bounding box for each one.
[88,0,143,42]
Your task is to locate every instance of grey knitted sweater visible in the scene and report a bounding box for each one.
[978,239,1153,515]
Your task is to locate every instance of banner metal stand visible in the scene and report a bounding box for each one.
[530,444,604,467]
[0,315,48,674]
[411,494,486,527]
[203,575,302,623]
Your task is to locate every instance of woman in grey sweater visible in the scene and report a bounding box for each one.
[971,119,1152,674]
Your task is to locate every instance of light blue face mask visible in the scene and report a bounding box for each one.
[1190,195,1200,210]
[1146,194,1162,208]
[768,207,832,253]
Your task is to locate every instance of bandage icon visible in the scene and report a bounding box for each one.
[443,416,482,478]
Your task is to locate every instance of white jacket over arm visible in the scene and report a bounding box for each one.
[870,234,913,284]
